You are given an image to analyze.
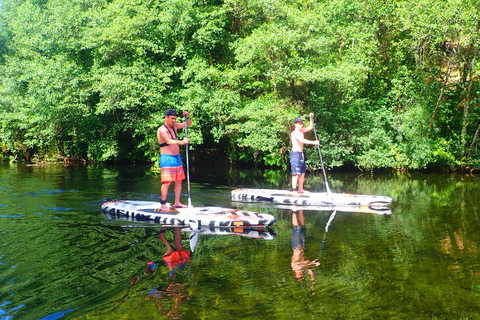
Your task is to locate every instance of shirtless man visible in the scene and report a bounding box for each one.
[157,109,192,211]
[290,113,319,193]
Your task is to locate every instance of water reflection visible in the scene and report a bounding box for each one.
[152,227,191,319]
[130,227,192,319]
[124,224,277,319]
[291,209,320,294]
[2,164,480,319]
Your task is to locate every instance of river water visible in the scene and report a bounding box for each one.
[0,162,479,319]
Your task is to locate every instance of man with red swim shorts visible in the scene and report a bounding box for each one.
[157,109,191,211]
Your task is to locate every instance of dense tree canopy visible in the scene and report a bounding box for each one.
[0,0,479,171]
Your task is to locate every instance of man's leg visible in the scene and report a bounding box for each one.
[292,174,299,191]
[159,228,175,256]
[174,180,187,208]
[298,173,306,193]
[292,209,305,227]
[173,227,186,251]
[161,181,172,210]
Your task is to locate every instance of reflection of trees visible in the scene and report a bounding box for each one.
[322,173,480,318]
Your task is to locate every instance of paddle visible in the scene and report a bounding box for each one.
[312,119,332,194]
[184,115,199,230]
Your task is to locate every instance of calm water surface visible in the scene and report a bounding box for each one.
[0,163,479,319]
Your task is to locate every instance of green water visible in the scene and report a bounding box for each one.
[0,163,479,319]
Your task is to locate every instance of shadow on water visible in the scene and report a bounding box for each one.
[0,162,479,319]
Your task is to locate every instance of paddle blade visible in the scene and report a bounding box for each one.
[187,199,199,230]
[189,230,199,253]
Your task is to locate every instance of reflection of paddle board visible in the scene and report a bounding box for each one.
[101,200,276,228]
[181,226,276,240]
[231,200,392,215]
[231,188,393,210]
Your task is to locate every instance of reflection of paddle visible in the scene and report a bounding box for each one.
[318,210,336,261]
[312,120,332,194]
[188,228,199,253]
[184,115,199,230]
[314,210,336,280]
[188,228,198,287]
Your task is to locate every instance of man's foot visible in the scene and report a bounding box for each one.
[173,203,188,208]
[298,190,311,194]
[160,204,176,212]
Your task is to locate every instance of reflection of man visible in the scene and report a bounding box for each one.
[146,227,191,319]
[159,227,191,275]
[291,210,319,293]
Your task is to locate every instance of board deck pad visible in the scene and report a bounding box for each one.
[231,188,393,211]
[101,200,276,227]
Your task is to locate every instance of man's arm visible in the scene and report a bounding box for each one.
[174,111,192,129]
[159,126,189,145]
[302,113,315,133]
[292,130,319,145]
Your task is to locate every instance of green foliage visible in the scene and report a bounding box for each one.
[225,95,299,167]
[0,0,479,170]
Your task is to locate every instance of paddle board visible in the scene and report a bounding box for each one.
[231,188,393,210]
[101,200,276,228]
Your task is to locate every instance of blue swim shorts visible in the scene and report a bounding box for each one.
[159,154,185,182]
[291,225,306,250]
[290,151,306,176]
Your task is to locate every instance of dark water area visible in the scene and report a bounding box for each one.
[0,162,479,320]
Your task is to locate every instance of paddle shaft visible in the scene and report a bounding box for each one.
[184,116,192,205]
[312,122,332,194]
